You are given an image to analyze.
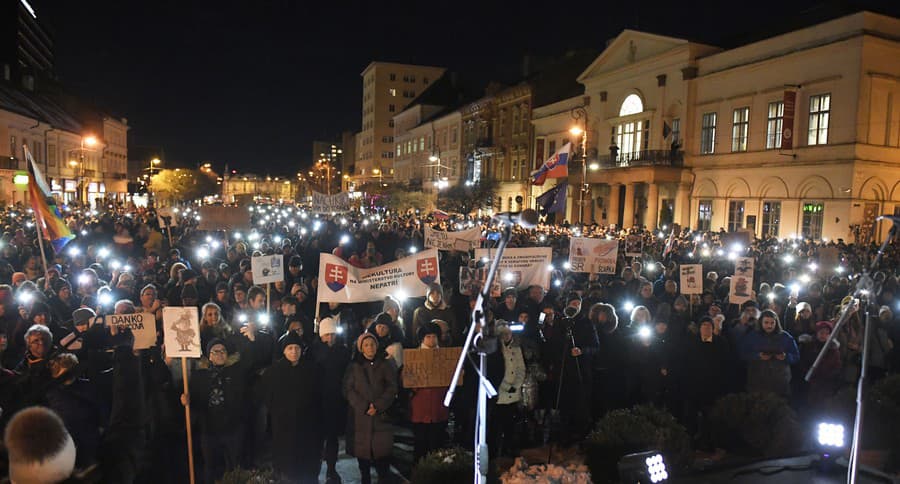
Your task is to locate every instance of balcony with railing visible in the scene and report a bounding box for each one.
[593,149,684,169]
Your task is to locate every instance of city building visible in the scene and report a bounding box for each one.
[340,130,356,191]
[353,61,445,187]
[221,173,297,205]
[573,11,900,242]
[311,139,342,194]
[0,0,54,86]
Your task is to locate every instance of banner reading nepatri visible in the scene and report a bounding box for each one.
[568,238,618,274]
[311,191,351,213]
[424,226,481,251]
[474,247,551,291]
[318,248,441,303]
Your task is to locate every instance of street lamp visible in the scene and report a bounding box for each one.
[570,106,588,225]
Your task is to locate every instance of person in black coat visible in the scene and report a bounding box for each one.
[45,353,105,469]
[313,317,351,483]
[259,331,322,483]
[682,317,732,446]
[181,333,257,484]
[551,294,599,444]
[3,323,145,483]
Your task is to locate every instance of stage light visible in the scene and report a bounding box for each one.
[817,422,845,448]
[618,451,668,483]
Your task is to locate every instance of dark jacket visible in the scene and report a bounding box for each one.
[313,339,351,431]
[189,348,255,436]
[342,354,398,459]
[741,329,800,398]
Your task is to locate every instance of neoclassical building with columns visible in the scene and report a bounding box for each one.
[561,11,900,242]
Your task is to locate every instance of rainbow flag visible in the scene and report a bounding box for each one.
[24,145,75,253]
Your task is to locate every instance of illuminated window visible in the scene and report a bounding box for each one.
[728,200,744,232]
[808,94,830,145]
[700,112,717,154]
[802,202,825,239]
[762,201,781,237]
[389,88,396,97]
[732,107,749,152]
[766,101,784,149]
[619,94,643,117]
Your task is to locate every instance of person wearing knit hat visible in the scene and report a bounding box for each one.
[416,321,442,347]
[313,315,351,482]
[344,331,397,482]
[260,320,322,481]
[411,282,458,347]
[368,313,404,369]
[409,319,450,462]
[4,406,77,483]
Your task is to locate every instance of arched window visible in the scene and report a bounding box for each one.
[619,94,644,117]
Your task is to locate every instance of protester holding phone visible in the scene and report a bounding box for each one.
[741,309,800,398]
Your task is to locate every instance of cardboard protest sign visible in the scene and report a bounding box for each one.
[474,247,552,293]
[163,307,201,358]
[106,312,157,350]
[625,234,643,257]
[197,206,251,231]
[729,256,755,305]
[680,264,703,295]
[156,206,175,228]
[424,225,481,251]
[251,254,284,284]
[311,191,351,213]
[402,347,463,388]
[459,266,501,297]
[318,249,441,303]
[568,238,618,274]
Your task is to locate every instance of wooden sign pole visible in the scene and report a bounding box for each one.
[181,358,196,484]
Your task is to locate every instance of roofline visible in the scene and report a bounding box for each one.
[360,61,445,76]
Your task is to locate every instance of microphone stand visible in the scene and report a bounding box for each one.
[804,219,897,483]
[444,223,510,484]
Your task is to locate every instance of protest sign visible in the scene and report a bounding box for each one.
[680,264,703,295]
[251,254,284,284]
[459,266,501,297]
[474,247,552,293]
[163,306,201,358]
[729,256,755,305]
[568,238,618,274]
[156,206,175,228]
[424,225,481,251]
[625,235,643,257]
[197,206,251,231]
[402,347,463,388]
[106,313,157,350]
[311,191,351,213]
[317,249,441,303]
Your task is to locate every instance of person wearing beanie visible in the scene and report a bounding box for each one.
[344,332,398,484]
[4,323,144,483]
[411,282,458,346]
[48,279,80,328]
[313,316,351,483]
[409,321,450,462]
[259,325,322,482]
[367,312,405,370]
[682,316,731,444]
[181,321,257,484]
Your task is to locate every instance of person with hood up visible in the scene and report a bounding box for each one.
[314,317,351,483]
[741,309,800,398]
[411,282,458,346]
[343,332,398,484]
[258,331,322,483]
[408,321,450,463]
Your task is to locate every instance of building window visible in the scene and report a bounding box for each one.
[9,135,16,157]
[388,120,394,128]
[409,75,415,82]
[419,137,425,151]
[451,127,457,144]
[697,200,712,231]
[802,202,825,239]
[808,93,830,145]
[766,101,783,149]
[732,107,749,152]
[671,118,680,143]
[619,94,643,116]
[389,73,396,81]
[512,107,520,134]
[762,201,781,237]
[388,104,395,113]
[614,120,649,160]
[389,88,396,97]
[423,77,429,84]
[547,140,556,158]
[700,112,717,154]
[727,200,745,232]
[510,160,518,180]
[396,144,401,156]
[48,143,56,166]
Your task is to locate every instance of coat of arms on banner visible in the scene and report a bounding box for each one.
[325,263,348,291]
[416,257,438,285]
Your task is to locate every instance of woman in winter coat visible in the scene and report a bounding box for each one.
[258,331,322,483]
[408,322,450,463]
[343,332,398,484]
[741,309,800,398]
[368,312,405,370]
[798,320,841,407]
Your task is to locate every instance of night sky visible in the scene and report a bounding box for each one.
[40,0,899,174]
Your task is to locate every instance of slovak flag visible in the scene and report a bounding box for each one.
[531,142,572,186]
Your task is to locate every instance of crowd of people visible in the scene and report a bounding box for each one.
[0,201,899,484]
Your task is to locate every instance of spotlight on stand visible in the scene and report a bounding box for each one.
[817,422,845,452]
[618,451,668,483]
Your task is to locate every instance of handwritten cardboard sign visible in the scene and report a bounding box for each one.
[402,347,463,389]
[106,312,157,350]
